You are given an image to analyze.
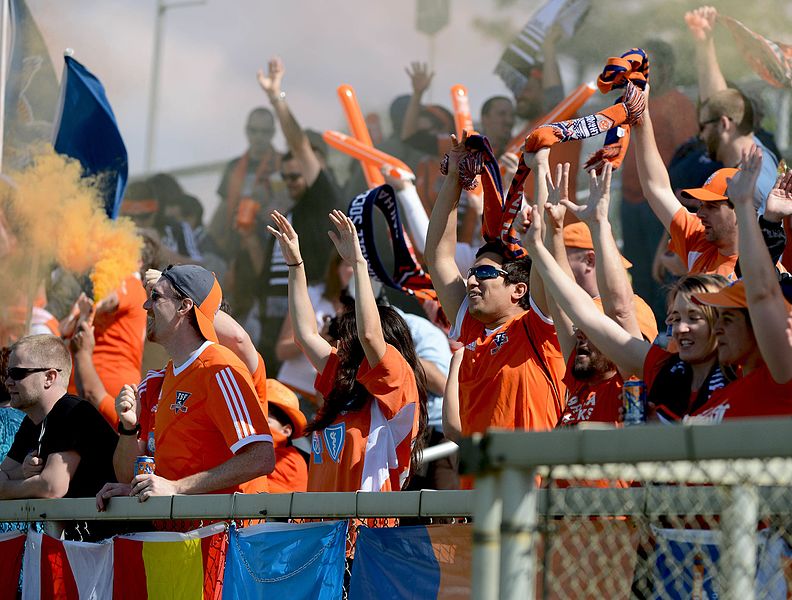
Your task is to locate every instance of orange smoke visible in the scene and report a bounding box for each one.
[2,146,141,307]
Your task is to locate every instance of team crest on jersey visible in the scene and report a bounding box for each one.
[170,391,191,414]
[490,332,509,355]
[465,341,477,352]
[323,423,346,463]
[311,431,323,464]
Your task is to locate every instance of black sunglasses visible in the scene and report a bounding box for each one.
[467,265,508,281]
[6,367,62,381]
[280,173,302,182]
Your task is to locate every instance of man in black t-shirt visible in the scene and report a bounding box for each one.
[0,334,119,539]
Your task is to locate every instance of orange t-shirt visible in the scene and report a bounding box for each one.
[251,353,268,417]
[558,354,624,427]
[452,297,566,436]
[668,208,737,280]
[687,364,792,423]
[592,294,659,342]
[92,274,148,398]
[148,342,272,494]
[268,446,308,493]
[308,344,420,493]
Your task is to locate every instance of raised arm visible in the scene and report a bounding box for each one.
[524,205,651,377]
[69,321,116,424]
[523,148,553,320]
[537,160,576,363]
[729,146,792,383]
[327,209,387,367]
[268,210,333,372]
[401,62,434,142]
[112,384,146,483]
[214,309,259,374]
[562,164,642,339]
[685,6,727,102]
[424,133,469,322]
[632,100,684,231]
[258,57,321,186]
[441,347,463,443]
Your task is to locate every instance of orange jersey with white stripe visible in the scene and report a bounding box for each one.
[668,208,737,280]
[146,342,272,494]
[453,297,566,435]
[308,345,420,493]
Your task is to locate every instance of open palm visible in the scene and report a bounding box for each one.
[327,210,364,264]
[562,163,612,225]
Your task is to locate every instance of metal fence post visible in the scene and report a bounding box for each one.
[473,472,503,600]
[499,467,537,600]
[719,484,758,600]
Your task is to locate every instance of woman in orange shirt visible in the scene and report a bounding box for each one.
[268,209,427,492]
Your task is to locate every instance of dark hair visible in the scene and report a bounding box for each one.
[269,404,294,431]
[305,304,429,483]
[138,229,162,273]
[0,346,10,404]
[322,251,347,303]
[389,95,411,135]
[177,194,204,225]
[474,242,533,310]
[247,106,274,124]
[481,95,513,118]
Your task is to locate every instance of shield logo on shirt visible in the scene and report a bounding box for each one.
[170,391,191,414]
[311,431,323,464]
[323,423,345,463]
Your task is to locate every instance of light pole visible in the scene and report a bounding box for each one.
[143,0,205,173]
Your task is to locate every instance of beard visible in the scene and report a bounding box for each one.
[571,349,615,382]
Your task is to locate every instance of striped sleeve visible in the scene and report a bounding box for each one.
[211,366,272,454]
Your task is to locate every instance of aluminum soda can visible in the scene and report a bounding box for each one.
[135,456,156,476]
[622,380,646,426]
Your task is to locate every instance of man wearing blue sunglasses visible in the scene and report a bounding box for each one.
[426,140,566,438]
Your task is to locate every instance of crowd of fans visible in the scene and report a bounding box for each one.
[0,5,791,541]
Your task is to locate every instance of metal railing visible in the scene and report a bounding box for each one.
[458,418,792,600]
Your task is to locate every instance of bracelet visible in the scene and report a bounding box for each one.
[286,260,304,268]
[117,422,141,436]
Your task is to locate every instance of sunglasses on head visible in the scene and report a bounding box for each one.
[6,367,61,381]
[467,265,508,281]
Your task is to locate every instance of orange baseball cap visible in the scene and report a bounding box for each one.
[161,265,222,343]
[265,379,307,437]
[692,279,748,309]
[681,168,739,203]
[563,222,632,269]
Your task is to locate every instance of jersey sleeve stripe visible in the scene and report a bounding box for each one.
[230,433,273,454]
[215,370,246,440]
[217,368,254,439]
[220,367,254,438]
[223,367,256,435]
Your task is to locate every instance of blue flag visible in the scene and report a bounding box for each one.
[53,55,127,219]
[222,520,347,599]
[349,524,472,599]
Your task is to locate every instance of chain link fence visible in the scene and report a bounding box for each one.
[460,418,792,600]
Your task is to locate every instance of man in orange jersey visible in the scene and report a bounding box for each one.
[425,141,566,437]
[97,265,274,506]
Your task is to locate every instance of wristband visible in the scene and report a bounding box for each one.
[286,260,304,268]
[117,422,141,436]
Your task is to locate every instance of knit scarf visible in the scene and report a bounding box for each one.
[440,134,529,260]
[523,48,648,172]
[224,149,279,226]
[648,355,730,421]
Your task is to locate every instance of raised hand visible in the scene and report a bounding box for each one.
[144,269,162,293]
[69,320,96,355]
[764,169,792,223]
[445,131,469,175]
[524,205,544,249]
[115,384,138,430]
[257,56,285,99]
[685,6,717,42]
[544,162,571,230]
[726,144,763,208]
[405,62,434,95]
[267,210,303,265]
[562,163,613,225]
[327,210,364,264]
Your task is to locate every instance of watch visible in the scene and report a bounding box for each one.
[117,422,141,436]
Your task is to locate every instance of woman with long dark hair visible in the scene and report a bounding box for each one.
[268,209,427,492]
